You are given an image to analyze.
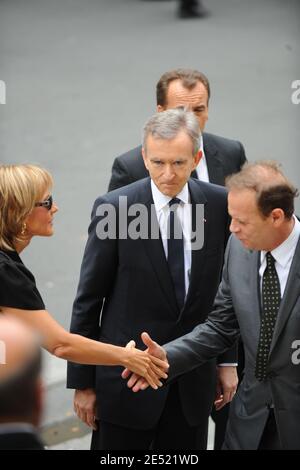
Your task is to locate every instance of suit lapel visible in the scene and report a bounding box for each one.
[203,134,224,185]
[183,179,208,312]
[250,249,262,336]
[140,180,179,315]
[270,237,300,354]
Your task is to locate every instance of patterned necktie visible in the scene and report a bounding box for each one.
[255,252,281,381]
[167,198,185,311]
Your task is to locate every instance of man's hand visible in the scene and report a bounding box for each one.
[121,336,168,390]
[74,388,97,430]
[214,366,238,411]
[122,332,168,392]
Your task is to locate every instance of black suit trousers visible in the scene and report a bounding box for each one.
[91,383,208,450]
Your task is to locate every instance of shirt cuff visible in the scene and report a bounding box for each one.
[217,363,238,367]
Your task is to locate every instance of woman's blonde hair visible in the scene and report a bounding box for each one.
[0,164,53,251]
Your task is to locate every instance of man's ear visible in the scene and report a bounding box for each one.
[192,149,202,169]
[271,208,285,226]
[157,105,165,113]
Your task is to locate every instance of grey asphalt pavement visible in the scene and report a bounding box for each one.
[0,0,299,449]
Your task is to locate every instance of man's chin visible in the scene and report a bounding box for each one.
[239,239,257,250]
[159,183,180,197]
[235,236,251,249]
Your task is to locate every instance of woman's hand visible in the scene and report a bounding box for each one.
[121,338,169,390]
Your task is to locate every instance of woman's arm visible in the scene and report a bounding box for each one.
[2,307,168,389]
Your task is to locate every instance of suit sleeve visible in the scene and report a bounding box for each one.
[67,198,118,389]
[217,344,238,364]
[216,212,237,364]
[108,157,133,192]
[165,236,240,382]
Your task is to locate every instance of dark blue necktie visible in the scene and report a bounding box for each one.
[255,252,281,381]
[167,198,185,311]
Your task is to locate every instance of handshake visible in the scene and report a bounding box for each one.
[74,333,238,430]
[122,332,169,392]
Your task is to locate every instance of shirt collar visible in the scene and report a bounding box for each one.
[151,180,190,212]
[199,134,204,152]
[261,215,300,268]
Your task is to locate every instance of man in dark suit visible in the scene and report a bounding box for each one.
[108,68,246,192]
[0,316,44,450]
[109,67,245,449]
[67,109,237,450]
[128,161,300,450]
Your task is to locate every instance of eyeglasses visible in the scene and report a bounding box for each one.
[35,195,53,211]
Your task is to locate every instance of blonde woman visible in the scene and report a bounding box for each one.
[0,164,168,390]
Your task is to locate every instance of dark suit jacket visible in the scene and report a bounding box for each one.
[67,177,234,429]
[0,424,44,450]
[164,235,300,450]
[108,132,246,191]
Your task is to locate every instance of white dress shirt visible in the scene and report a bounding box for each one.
[259,215,300,296]
[195,135,209,182]
[151,180,192,298]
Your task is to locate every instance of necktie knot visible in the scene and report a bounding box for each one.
[266,251,275,268]
[169,197,181,207]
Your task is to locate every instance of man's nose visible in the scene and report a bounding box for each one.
[230,220,239,233]
[163,165,175,179]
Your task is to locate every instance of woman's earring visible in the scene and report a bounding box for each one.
[21,223,27,236]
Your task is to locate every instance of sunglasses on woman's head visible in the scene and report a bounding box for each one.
[35,195,53,210]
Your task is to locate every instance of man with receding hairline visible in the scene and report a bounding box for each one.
[128,161,300,450]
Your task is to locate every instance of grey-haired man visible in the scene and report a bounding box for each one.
[68,108,236,450]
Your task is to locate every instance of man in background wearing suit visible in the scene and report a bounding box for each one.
[0,316,44,450]
[128,161,300,450]
[109,67,245,449]
[108,68,246,192]
[68,109,237,450]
